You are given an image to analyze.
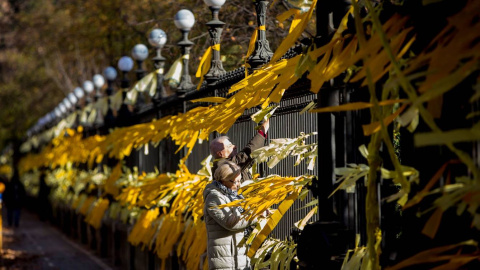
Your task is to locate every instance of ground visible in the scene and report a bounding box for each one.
[0,208,114,270]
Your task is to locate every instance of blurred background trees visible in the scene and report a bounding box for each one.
[0,0,294,150]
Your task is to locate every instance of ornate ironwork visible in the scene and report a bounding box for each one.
[176,30,195,95]
[247,0,273,70]
[204,6,226,85]
[93,84,104,128]
[134,59,146,109]
[152,47,167,106]
[117,71,133,127]
[103,78,115,129]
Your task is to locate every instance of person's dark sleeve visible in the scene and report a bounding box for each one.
[231,132,266,168]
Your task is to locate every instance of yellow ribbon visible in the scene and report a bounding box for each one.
[276,8,298,22]
[245,25,267,77]
[165,56,184,87]
[196,44,220,90]
[276,9,301,34]
[246,25,266,59]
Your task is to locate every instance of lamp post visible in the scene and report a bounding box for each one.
[54,107,62,119]
[149,28,168,104]
[117,56,134,127]
[81,81,94,128]
[62,98,72,119]
[93,74,105,101]
[247,0,273,69]
[174,9,195,95]
[68,92,78,110]
[59,102,67,116]
[132,44,149,109]
[103,66,117,129]
[53,107,61,126]
[74,87,85,108]
[44,112,55,131]
[203,0,227,85]
[83,80,94,104]
[118,56,134,89]
[72,89,84,127]
[132,44,149,80]
[92,74,105,128]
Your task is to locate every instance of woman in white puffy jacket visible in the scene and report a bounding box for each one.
[203,160,256,270]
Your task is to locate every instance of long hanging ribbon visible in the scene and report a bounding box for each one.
[195,44,220,90]
[110,90,124,111]
[165,56,184,88]
[271,0,317,63]
[79,104,92,124]
[246,25,266,59]
[87,108,97,124]
[244,25,267,78]
[276,8,299,27]
[125,72,157,104]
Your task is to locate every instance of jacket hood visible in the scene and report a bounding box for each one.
[203,181,217,200]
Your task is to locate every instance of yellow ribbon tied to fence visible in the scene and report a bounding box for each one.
[244,25,267,78]
[271,0,317,63]
[165,55,185,87]
[246,25,266,59]
[196,44,220,90]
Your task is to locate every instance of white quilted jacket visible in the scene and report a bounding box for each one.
[203,182,255,270]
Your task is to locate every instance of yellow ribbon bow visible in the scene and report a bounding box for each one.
[196,44,220,90]
[245,25,267,77]
[246,25,266,59]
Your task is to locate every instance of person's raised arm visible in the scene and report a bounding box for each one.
[259,118,270,135]
[232,118,270,168]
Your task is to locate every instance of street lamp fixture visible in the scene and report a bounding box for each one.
[83,80,94,93]
[247,0,273,70]
[203,0,227,85]
[92,74,105,127]
[103,66,117,128]
[132,44,149,109]
[68,92,78,108]
[60,99,69,114]
[44,112,55,129]
[117,56,134,126]
[149,28,168,103]
[59,103,66,113]
[74,86,85,99]
[83,80,94,104]
[104,66,117,96]
[93,74,105,89]
[74,86,85,107]
[93,74,105,102]
[132,44,149,80]
[174,9,195,95]
[54,107,62,118]
[118,56,134,89]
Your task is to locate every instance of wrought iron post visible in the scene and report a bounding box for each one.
[176,30,195,94]
[132,44,149,109]
[314,0,337,222]
[103,66,117,129]
[152,52,166,104]
[92,74,105,128]
[204,5,226,85]
[247,0,273,70]
[148,29,168,105]
[117,71,132,127]
[174,9,196,95]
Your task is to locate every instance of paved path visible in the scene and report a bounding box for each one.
[1,209,115,270]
